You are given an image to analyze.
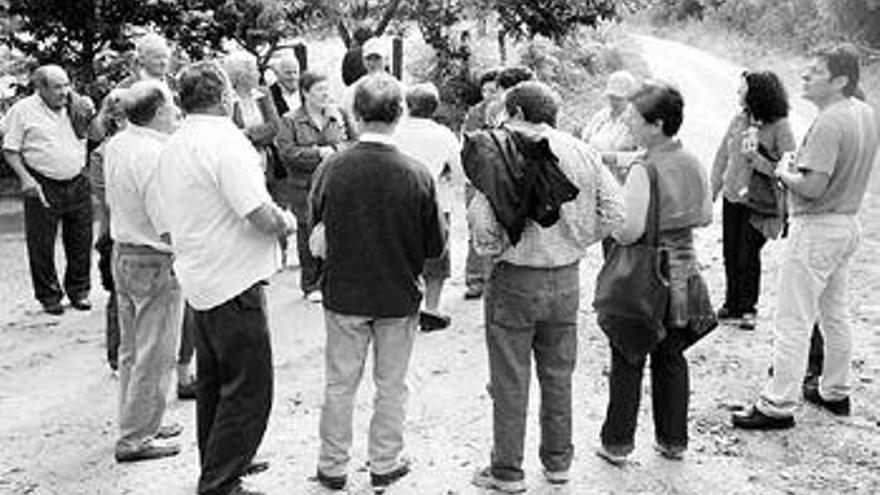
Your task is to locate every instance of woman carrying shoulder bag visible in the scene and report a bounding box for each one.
[596,82,713,465]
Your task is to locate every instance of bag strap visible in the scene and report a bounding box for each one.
[642,161,661,247]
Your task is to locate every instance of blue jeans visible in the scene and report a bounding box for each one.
[600,329,689,454]
[113,246,183,454]
[318,310,417,477]
[484,261,579,481]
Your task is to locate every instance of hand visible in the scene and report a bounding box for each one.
[21,175,49,207]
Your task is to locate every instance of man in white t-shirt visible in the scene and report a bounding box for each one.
[394,82,461,330]
[156,61,295,495]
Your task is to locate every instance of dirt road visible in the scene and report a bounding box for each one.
[1,34,879,495]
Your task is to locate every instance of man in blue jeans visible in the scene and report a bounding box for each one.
[467,81,623,493]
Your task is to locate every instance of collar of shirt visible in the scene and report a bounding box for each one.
[128,123,170,143]
[359,132,396,146]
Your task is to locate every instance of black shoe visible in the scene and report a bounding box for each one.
[42,301,64,315]
[371,461,411,492]
[419,310,451,332]
[177,381,197,400]
[731,407,795,430]
[115,442,181,463]
[739,312,756,330]
[242,460,269,477]
[717,305,741,320]
[463,287,483,300]
[803,386,851,416]
[315,470,346,491]
[70,298,92,311]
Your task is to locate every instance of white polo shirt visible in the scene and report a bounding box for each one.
[394,117,462,214]
[103,125,170,252]
[157,114,280,310]
[2,94,86,180]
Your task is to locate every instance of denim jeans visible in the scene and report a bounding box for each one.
[113,246,184,454]
[23,172,93,305]
[600,329,689,454]
[318,310,417,477]
[290,183,321,295]
[758,214,860,417]
[464,183,492,291]
[192,283,274,495]
[484,261,579,481]
[722,199,768,314]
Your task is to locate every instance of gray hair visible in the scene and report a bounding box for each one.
[123,80,170,126]
[136,33,170,59]
[222,51,258,89]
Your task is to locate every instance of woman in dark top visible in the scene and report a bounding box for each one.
[597,82,712,465]
[711,71,795,330]
[276,71,353,302]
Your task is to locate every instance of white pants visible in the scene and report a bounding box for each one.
[758,214,860,417]
[317,310,417,476]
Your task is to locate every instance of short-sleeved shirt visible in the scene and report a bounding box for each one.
[157,114,280,310]
[792,97,879,216]
[2,94,86,180]
[394,117,462,213]
[103,125,170,252]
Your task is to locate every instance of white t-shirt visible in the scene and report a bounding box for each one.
[157,114,280,310]
[104,125,170,252]
[394,117,462,213]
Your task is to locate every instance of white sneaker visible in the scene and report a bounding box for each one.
[306,291,323,303]
[542,468,570,484]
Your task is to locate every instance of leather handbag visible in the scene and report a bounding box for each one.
[745,143,784,216]
[679,271,719,349]
[594,163,669,363]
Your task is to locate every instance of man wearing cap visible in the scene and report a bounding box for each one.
[580,70,641,183]
[341,37,389,127]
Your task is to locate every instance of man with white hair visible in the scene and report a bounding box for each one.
[104,80,184,462]
[3,64,95,315]
[268,52,301,117]
[119,33,173,89]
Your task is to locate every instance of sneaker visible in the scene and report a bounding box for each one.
[315,470,346,491]
[595,444,629,466]
[716,305,741,320]
[654,443,686,460]
[419,310,451,332]
[306,291,323,304]
[739,312,756,331]
[371,460,411,492]
[115,440,181,463]
[155,423,183,439]
[471,467,526,493]
[177,381,197,400]
[803,386,851,416]
[542,469,569,485]
[731,406,795,430]
[463,287,483,300]
[42,301,64,315]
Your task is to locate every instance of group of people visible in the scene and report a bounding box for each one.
[1,26,877,495]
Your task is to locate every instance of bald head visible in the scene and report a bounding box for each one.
[123,80,178,132]
[33,65,71,110]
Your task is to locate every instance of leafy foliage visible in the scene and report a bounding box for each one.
[494,0,618,42]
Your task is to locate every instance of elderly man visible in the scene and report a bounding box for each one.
[341,37,388,124]
[3,65,94,315]
[733,44,879,430]
[310,73,446,493]
[118,33,174,89]
[394,82,461,330]
[104,81,184,462]
[268,53,300,117]
[157,61,295,495]
[466,81,623,492]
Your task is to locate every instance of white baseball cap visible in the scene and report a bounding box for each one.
[362,38,385,59]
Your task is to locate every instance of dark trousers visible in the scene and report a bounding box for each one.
[23,173,93,305]
[807,324,824,380]
[192,283,274,495]
[722,199,767,314]
[485,262,579,481]
[601,330,690,453]
[179,305,196,367]
[465,184,492,291]
[96,232,119,368]
[290,184,321,295]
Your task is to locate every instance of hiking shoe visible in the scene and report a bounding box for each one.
[542,469,569,485]
[739,312,756,331]
[315,470,346,491]
[654,443,686,460]
[471,467,526,493]
[595,444,629,466]
[803,386,851,416]
[731,406,795,430]
[371,460,411,492]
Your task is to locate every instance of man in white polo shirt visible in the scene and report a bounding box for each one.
[104,80,184,463]
[157,61,294,495]
[2,64,94,315]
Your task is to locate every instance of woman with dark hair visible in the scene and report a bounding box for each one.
[711,71,796,330]
[596,82,712,465]
[276,71,354,302]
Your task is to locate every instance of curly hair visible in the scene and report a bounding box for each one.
[743,71,789,124]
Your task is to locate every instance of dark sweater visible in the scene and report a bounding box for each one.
[310,141,447,317]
